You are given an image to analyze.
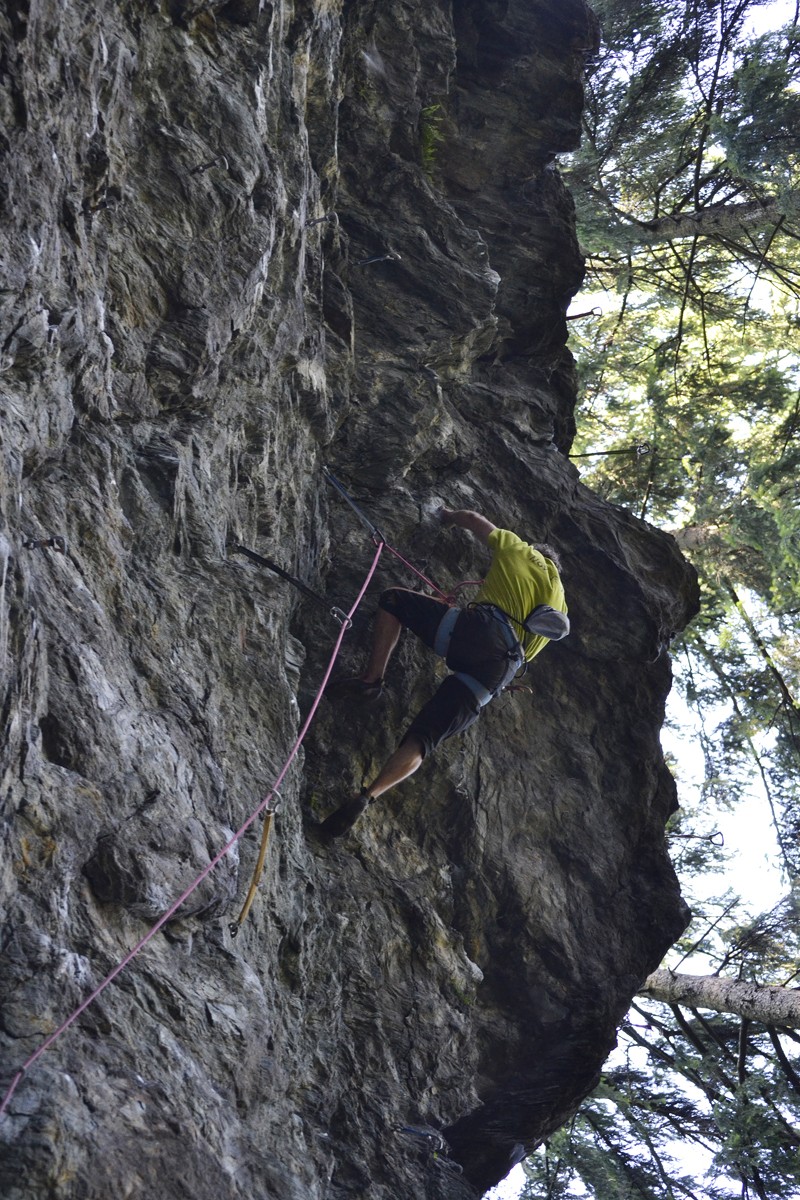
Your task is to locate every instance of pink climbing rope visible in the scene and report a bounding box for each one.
[443,578,484,602]
[323,467,480,605]
[380,539,483,605]
[0,540,385,1119]
[380,538,449,600]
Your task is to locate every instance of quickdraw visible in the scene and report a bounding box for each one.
[323,466,482,603]
[228,796,281,939]
[569,442,652,459]
[323,465,386,543]
[231,544,351,627]
[669,830,725,847]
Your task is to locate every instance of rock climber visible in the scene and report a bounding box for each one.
[320,506,569,837]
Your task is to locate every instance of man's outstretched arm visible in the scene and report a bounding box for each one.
[439,507,497,546]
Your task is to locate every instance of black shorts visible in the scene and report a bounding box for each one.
[378,589,519,758]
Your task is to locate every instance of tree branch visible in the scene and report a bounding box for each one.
[737,1017,750,1084]
[721,577,800,714]
[768,1026,800,1096]
[640,969,800,1028]
[688,634,797,877]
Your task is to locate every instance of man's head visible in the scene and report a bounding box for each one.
[531,542,562,572]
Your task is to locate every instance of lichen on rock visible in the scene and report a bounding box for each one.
[1,1,698,1197]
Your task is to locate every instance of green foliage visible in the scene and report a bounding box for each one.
[526,4,800,1198]
[522,995,800,1200]
[566,0,800,875]
[420,103,444,175]
[713,27,800,196]
[571,0,800,274]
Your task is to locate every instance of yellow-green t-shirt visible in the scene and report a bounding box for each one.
[474,528,567,662]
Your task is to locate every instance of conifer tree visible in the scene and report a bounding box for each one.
[566,0,800,870]
[521,893,800,1199]
[529,3,800,1195]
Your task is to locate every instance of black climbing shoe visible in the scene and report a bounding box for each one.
[320,790,372,838]
[324,676,384,704]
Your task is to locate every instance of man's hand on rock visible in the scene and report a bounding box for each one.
[437,507,497,545]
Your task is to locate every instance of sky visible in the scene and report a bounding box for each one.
[487,1,797,1197]
[745,0,799,35]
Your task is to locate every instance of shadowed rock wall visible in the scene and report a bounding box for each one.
[0,1,698,1196]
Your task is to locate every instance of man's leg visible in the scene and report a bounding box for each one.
[330,588,443,697]
[321,675,481,839]
[320,594,464,838]
[364,735,424,798]
[362,605,403,684]
[319,736,423,838]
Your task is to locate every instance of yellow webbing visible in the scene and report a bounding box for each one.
[230,811,274,935]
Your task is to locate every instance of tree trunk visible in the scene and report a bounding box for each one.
[668,523,723,550]
[639,970,800,1028]
[618,197,784,247]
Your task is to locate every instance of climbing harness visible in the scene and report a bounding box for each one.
[457,607,525,708]
[0,540,385,1119]
[432,604,524,708]
[231,543,351,627]
[432,596,568,708]
[228,795,281,939]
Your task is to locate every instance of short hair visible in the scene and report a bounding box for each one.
[531,542,562,572]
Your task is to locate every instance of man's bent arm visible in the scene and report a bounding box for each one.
[439,508,497,546]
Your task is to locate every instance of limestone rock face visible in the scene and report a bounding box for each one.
[0,2,698,1197]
